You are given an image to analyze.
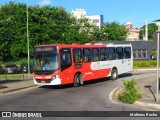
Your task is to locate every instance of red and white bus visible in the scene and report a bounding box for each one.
[33,43,133,86]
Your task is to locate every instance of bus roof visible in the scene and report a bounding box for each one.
[35,43,132,48]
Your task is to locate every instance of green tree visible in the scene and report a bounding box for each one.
[139,23,158,40]
[101,22,128,41]
[0,2,96,61]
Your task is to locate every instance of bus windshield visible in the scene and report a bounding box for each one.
[34,52,59,71]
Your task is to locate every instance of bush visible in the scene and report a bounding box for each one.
[118,79,141,104]
[133,60,158,67]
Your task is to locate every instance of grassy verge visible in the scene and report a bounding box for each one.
[133,60,159,68]
[0,73,32,80]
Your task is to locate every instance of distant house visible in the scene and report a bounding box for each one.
[124,22,140,41]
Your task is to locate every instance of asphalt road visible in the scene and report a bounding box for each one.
[0,71,159,120]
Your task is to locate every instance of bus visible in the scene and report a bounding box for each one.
[33,43,133,86]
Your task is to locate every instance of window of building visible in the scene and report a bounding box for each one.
[116,47,123,59]
[92,19,99,24]
[73,48,82,63]
[108,47,116,60]
[133,49,148,59]
[100,48,107,61]
[91,48,99,62]
[124,47,131,59]
[83,48,91,62]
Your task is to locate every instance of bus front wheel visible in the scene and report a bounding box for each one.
[111,69,118,80]
[74,73,83,87]
[74,74,80,87]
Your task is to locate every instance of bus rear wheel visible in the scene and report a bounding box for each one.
[111,69,118,80]
[73,73,83,87]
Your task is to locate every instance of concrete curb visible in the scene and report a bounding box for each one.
[133,68,158,72]
[1,85,37,93]
[135,101,160,109]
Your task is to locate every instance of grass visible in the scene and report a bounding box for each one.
[0,73,33,80]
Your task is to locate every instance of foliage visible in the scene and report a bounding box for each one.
[118,79,141,104]
[0,2,95,61]
[101,22,128,41]
[0,2,129,62]
[139,23,158,40]
[0,58,33,66]
[133,60,159,67]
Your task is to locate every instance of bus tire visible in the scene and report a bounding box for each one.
[111,69,118,80]
[73,74,81,87]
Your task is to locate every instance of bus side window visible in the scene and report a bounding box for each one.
[124,47,131,59]
[83,48,91,62]
[91,48,99,62]
[108,47,116,60]
[100,48,107,61]
[73,48,82,63]
[116,47,123,59]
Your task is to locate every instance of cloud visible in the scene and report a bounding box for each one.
[39,0,52,6]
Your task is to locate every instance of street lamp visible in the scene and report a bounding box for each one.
[26,0,30,75]
[155,19,160,103]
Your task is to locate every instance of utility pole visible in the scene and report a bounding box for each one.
[157,32,160,103]
[145,20,148,41]
[26,0,30,75]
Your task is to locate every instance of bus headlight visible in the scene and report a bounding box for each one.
[52,74,59,80]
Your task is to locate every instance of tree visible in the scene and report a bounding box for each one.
[139,23,158,40]
[0,2,96,61]
[101,22,128,41]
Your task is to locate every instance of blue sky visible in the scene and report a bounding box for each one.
[1,0,160,28]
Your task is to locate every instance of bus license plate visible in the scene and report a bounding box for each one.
[41,81,45,83]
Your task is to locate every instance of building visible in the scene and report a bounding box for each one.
[71,9,103,29]
[96,41,157,60]
[125,22,140,41]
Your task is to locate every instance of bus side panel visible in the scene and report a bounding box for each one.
[82,62,94,81]
[60,67,73,84]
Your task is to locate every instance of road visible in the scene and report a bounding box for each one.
[0,71,159,120]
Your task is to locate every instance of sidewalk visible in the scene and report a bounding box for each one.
[134,77,160,110]
[0,79,36,93]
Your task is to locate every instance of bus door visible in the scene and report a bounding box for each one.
[83,48,93,80]
[60,48,72,84]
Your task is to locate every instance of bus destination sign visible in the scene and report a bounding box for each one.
[35,46,56,52]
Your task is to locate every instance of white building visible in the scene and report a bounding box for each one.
[71,9,103,29]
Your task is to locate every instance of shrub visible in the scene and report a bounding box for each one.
[118,79,141,104]
[133,60,158,67]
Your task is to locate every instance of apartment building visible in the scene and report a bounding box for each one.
[71,9,103,29]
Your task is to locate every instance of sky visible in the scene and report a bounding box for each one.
[0,0,160,28]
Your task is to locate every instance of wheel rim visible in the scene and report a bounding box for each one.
[76,76,80,83]
[113,71,117,79]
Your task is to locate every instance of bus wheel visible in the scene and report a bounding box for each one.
[74,74,81,87]
[111,69,118,80]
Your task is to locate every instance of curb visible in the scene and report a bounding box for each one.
[133,69,157,72]
[135,101,160,109]
[1,85,37,93]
